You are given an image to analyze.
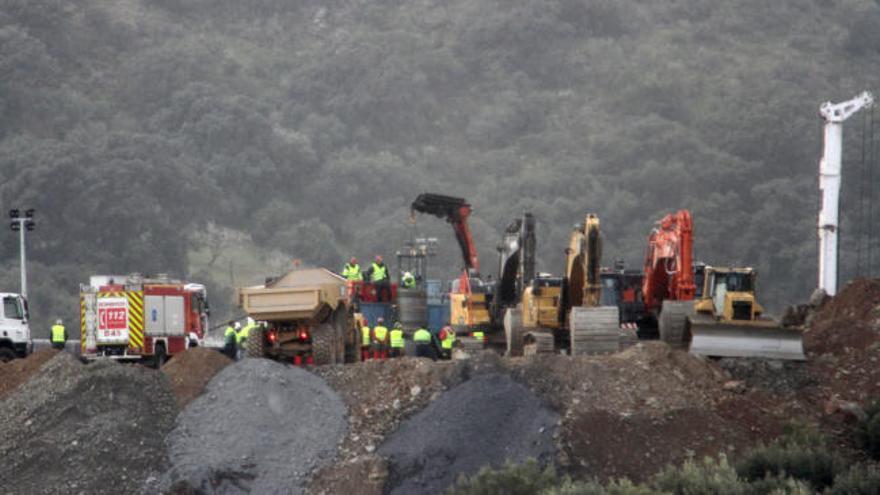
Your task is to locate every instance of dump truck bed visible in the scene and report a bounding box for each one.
[238,268,347,322]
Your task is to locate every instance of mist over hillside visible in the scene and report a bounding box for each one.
[2,0,880,332]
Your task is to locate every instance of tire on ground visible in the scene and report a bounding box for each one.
[247,326,266,358]
[0,347,15,362]
[504,307,526,357]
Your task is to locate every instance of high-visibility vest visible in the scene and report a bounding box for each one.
[413,328,432,343]
[402,273,416,288]
[343,263,363,281]
[441,330,455,349]
[390,329,405,348]
[224,326,237,345]
[51,324,66,343]
[361,326,371,346]
[373,325,388,343]
[370,263,388,282]
[238,324,253,344]
[472,331,485,340]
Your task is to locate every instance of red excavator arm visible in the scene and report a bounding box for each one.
[642,210,695,313]
[411,193,480,292]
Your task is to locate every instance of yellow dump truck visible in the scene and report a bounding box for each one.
[238,267,358,365]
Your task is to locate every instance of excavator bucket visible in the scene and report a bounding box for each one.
[688,315,805,361]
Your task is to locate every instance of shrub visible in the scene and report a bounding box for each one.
[652,455,748,495]
[448,459,561,495]
[735,423,844,491]
[856,399,880,460]
[827,463,880,495]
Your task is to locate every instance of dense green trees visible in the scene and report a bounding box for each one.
[2,0,879,333]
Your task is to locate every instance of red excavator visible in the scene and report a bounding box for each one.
[642,210,696,347]
[410,193,491,337]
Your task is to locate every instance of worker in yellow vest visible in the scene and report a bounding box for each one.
[237,318,255,360]
[342,257,363,281]
[389,321,405,358]
[365,255,391,302]
[439,324,456,360]
[401,271,416,289]
[50,319,66,351]
[223,322,238,359]
[360,319,372,361]
[413,327,434,359]
[372,317,389,360]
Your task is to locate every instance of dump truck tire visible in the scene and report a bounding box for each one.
[247,327,266,359]
[659,301,694,349]
[312,323,336,365]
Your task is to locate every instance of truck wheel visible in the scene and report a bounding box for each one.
[312,323,336,365]
[153,343,167,368]
[247,327,266,358]
[0,347,15,362]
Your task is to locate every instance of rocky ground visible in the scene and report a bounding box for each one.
[2,279,880,493]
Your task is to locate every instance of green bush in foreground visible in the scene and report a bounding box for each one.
[856,399,880,461]
[450,424,856,495]
[735,423,845,491]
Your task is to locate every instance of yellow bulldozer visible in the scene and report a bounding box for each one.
[687,266,805,360]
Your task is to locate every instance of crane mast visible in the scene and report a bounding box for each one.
[818,91,874,296]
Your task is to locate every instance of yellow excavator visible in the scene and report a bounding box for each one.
[511,214,620,356]
[687,266,805,360]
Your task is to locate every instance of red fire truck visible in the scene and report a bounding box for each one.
[80,274,209,366]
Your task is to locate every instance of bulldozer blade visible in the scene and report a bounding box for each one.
[688,320,805,361]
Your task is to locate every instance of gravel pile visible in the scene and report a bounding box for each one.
[379,372,559,494]
[162,358,347,494]
[161,347,233,407]
[0,353,178,494]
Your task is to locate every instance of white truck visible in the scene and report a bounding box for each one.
[0,292,30,361]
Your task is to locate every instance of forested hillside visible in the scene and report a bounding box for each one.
[2,0,880,332]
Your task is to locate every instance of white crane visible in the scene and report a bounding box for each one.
[818,91,874,296]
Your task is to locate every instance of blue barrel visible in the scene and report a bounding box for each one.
[359,302,394,327]
[427,303,450,333]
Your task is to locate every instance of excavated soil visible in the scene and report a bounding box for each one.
[161,347,233,407]
[0,353,178,494]
[0,347,58,399]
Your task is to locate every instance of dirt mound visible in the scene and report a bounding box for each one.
[378,372,559,494]
[163,358,347,494]
[806,278,880,356]
[0,348,59,399]
[506,342,792,482]
[161,347,232,407]
[0,353,178,494]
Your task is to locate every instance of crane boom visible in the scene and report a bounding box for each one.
[410,193,480,273]
[818,91,874,296]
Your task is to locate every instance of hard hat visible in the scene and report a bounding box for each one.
[55,319,62,324]
[235,322,241,329]
[394,321,402,328]
[377,316,384,323]
[247,317,255,325]
[403,271,412,278]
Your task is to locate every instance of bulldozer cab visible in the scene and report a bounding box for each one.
[697,267,762,322]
